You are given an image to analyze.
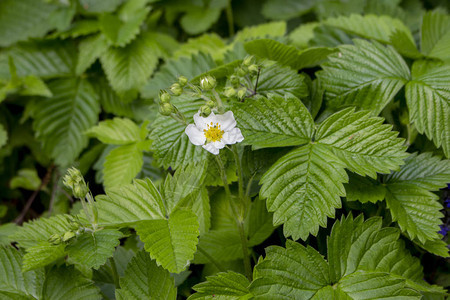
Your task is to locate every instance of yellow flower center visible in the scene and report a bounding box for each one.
[203,122,224,142]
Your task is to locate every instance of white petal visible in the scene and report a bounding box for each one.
[202,143,220,155]
[222,127,244,145]
[185,124,206,146]
[215,111,236,131]
[194,111,217,131]
[213,140,225,149]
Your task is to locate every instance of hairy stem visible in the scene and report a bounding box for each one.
[226,0,235,37]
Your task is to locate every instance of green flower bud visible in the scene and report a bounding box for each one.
[248,64,259,75]
[159,102,175,116]
[230,75,240,87]
[200,75,216,90]
[237,88,247,99]
[159,90,171,103]
[170,83,183,96]
[223,86,237,98]
[178,75,188,87]
[63,167,89,200]
[62,231,76,243]
[48,234,61,245]
[237,66,248,77]
[73,184,88,199]
[243,55,254,66]
[200,105,212,117]
[206,100,216,108]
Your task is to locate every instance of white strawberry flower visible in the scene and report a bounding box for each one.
[185,111,244,155]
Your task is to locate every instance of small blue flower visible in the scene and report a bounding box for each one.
[445,198,450,208]
[438,224,449,237]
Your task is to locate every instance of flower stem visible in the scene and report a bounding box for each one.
[226,0,234,37]
[231,145,246,211]
[214,154,252,281]
[212,88,225,113]
[109,257,120,288]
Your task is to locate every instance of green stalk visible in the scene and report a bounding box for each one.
[109,257,120,288]
[226,0,235,37]
[231,145,246,212]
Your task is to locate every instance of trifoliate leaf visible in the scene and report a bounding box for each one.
[318,39,410,114]
[149,97,208,169]
[76,34,109,75]
[405,61,450,157]
[234,22,286,43]
[135,209,199,273]
[421,11,450,62]
[244,39,336,70]
[232,94,314,149]
[260,143,348,240]
[189,271,251,300]
[324,14,414,44]
[115,250,176,300]
[86,118,142,145]
[22,243,65,272]
[316,107,408,178]
[66,229,123,270]
[32,78,100,166]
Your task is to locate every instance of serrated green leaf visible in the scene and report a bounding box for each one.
[42,267,101,300]
[385,152,450,190]
[101,32,170,94]
[174,33,226,61]
[76,34,109,75]
[135,209,199,273]
[256,61,308,99]
[405,61,450,157]
[190,188,211,235]
[324,14,414,44]
[0,0,57,47]
[86,118,141,145]
[22,243,65,272]
[247,197,275,247]
[12,214,72,248]
[103,142,147,188]
[0,124,7,149]
[412,238,450,258]
[94,178,165,226]
[150,97,208,169]
[421,11,450,62]
[180,7,221,35]
[234,22,286,43]
[9,169,41,191]
[260,143,348,240]
[288,22,320,49]
[141,52,216,99]
[232,94,314,149]
[244,39,336,70]
[79,0,122,13]
[194,229,242,264]
[204,150,238,187]
[54,20,101,39]
[385,183,443,243]
[318,39,410,114]
[32,78,100,166]
[344,173,386,203]
[389,29,422,59]
[262,0,314,20]
[115,250,176,300]
[66,229,123,270]
[0,223,17,246]
[189,271,251,300]
[0,246,45,299]
[316,107,408,178]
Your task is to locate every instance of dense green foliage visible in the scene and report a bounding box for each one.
[0,0,449,299]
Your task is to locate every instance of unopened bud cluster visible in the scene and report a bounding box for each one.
[224,56,260,101]
[63,167,88,199]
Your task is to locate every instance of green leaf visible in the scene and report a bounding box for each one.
[385,152,450,190]
[256,61,308,99]
[389,29,422,59]
[189,271,251,300]
[247,197,275,247]
[115,250,176,300]
[194,229,242,264]
[244,39,336,70]
[9,169,41,191]
[94,178,165,226]
[22,243,65,272]
[318,39,410,114]
[0,246,45,299]
[103,142,148,188]
[0,0,57,47]
[288,22,320,49]
[421,11,450,62]
[405,61,450,157]
[0,124,7,149]
[385,183,442,243]
[66,229,123,270]
[141,52,216,99]
[234,21,286,43]
[76,34,109,75]
[316,107,408,178]
[100,32,170,94]
[344,173,386,203]
[149,97,208,169]
[180,7,222,35]
[173,33,226,61]
[53,20,101,39]
[86,118,142,145]
[12,214,72,248]
[135,209,199,273]
[250,240,330,299]
[262,0,314,20]
[411,238,450,258]
[204,150,238,187]
[32,78,100,166]
[232,94,314,149]
[260,143,348,240]
[324,14,414,44]
[79,0,122,13]
[42,267,101,300]
[0,223,17,246]
[190,188,211,235]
